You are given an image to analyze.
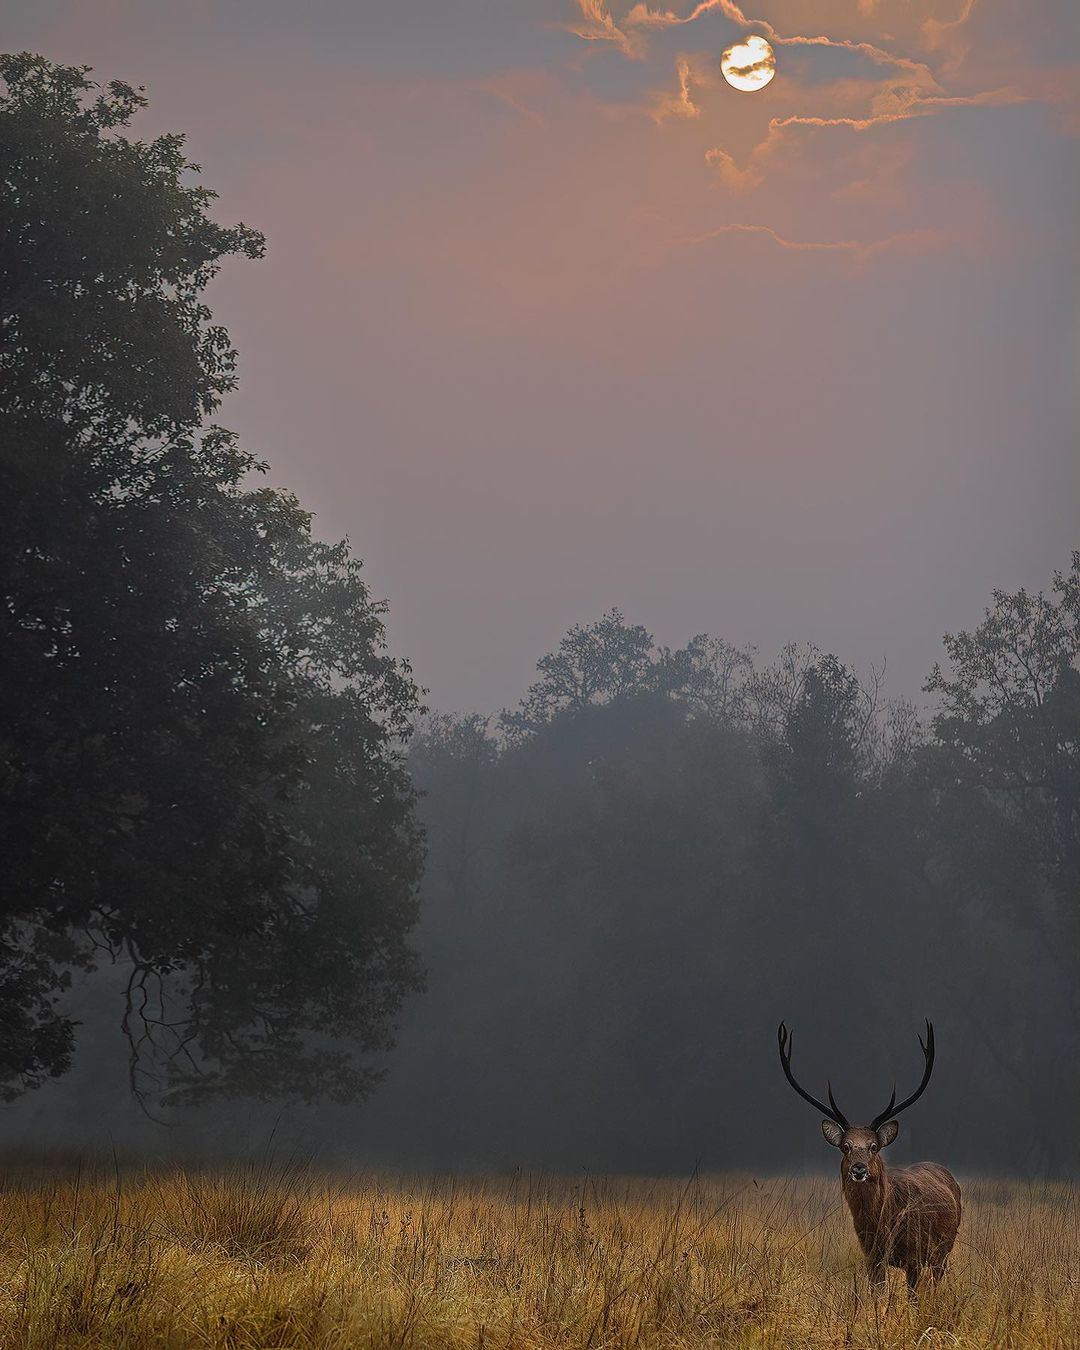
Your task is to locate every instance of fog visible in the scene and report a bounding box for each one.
[0,1,1076,1182]
[2,0,1074,712]
[6,602,1078,1177]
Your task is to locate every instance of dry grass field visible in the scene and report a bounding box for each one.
[0,1161,1075,1349]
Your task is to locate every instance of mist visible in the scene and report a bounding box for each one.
[1,0,1077,1222]
[2,8,1078,1346]
[5,596,1077,1179]
[2,0,1074,717]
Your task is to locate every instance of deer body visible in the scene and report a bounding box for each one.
[839,1148,961,1293]
[778,1020,962,1295]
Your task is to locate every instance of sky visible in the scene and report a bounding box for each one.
[4,0,1077,713]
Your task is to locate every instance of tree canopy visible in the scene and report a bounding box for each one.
[357,580,1078,1176]
[0,54,425,1107]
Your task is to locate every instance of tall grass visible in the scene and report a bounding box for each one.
[0,1163,1073,1347]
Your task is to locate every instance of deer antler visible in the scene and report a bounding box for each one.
[777,1022,850,1129]
[870,1020,935,1129]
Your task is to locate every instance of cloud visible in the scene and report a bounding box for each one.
[649,55,700,121]
[922,0,981,52]
[831,141,914,207]
[704,146,761,193]
[726,55,775,81]
[622,1,941,87]
[559,1,1055,263]
[769,83,1029,133]
[561,0,642,57]
[705,83,1031,197]
[626,0,758,27]
[674,221,948,264]
[469,71,553,123]
[772,35,938,88]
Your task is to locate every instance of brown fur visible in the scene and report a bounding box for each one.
[834,1125,962,1293]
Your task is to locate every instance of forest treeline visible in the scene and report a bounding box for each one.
[362,592,1079,1176]
[1,55,1077,1177]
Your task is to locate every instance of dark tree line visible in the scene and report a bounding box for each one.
[0,56,425,1108]
[360,582,1078,1176]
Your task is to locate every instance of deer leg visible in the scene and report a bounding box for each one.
[905,1265,922,1297]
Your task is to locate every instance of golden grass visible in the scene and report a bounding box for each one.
[0,1163,1074,1348]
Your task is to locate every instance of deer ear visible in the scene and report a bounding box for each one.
[821,1119,844,1147]
[876,1120,899,1148]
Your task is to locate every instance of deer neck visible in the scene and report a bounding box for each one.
[842,1165,890,1238]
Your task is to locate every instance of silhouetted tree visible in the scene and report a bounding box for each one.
[919,556,1080,1171]
[658,635,755,723]
[925,555,1080,895]
[500,610,656,739]
[0,55,424,1107]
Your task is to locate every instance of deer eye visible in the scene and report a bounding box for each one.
[869,1143,878,1153]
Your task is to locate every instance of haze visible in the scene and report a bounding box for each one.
[3,0,1074,712]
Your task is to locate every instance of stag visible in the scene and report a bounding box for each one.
[777,1019,961,1295]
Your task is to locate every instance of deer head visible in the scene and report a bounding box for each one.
[777,1020,936,1184]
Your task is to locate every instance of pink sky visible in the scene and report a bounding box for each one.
[5,0,1077,710]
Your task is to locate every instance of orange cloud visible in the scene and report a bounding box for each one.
[773,35,938,88]
[831,140,914,208]
[770,84,1028,133]
[676,221,947,264]
[649,56,700,122]
[469,71,552,123]
[562,0,642,58]
[706,84,1031,196]
[623,1,940,87]
[558,0,1059,273]
[704,146,761,193]
[626,0,757,27]
[923,0,981,52]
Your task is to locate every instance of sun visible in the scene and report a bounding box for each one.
[720,35,776,92]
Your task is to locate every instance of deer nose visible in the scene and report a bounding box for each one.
[850,1164,869,1182]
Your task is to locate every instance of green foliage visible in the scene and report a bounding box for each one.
[0,55,424,1106]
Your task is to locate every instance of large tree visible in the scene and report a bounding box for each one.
[0,54,424,1107]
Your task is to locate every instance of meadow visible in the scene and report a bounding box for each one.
[0,1161,1075,1349]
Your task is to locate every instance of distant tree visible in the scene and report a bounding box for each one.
[657,634,755,724]
[741,642,822,741]
[919,558,1079,1171]
[500,609,656,739]
[0,55,424,1106]
[409,714,498,903]
[756,654,863,931]
[749,650,932,1047]
[925,555,1080,892]
[499,610,754,742]
[776,656,863,798]
[342,587,1076,1176]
